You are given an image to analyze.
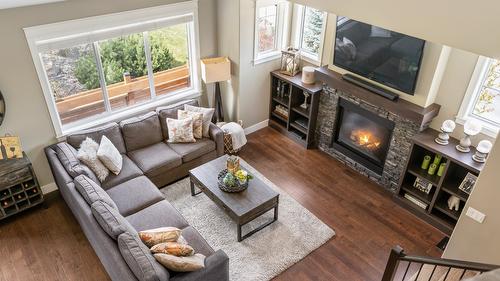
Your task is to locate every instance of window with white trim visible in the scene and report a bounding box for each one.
[25,2,200,137]
[457,57,500,137]
[291,4,327,65]
[254,0,289,65]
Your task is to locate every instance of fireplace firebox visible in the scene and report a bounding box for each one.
[331,98,395,175]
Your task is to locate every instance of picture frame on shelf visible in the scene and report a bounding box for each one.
[0,135,23,160]
[413,177,433,194]
[458,172,477,195]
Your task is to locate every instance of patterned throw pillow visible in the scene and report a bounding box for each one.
[177,110,203,139]
[139,227,182,248]
[166,118,196,143]
[151,242,195,257]
[184,105,215,137]
[77,137,109,182]
[97,135,123,175]
[154,253,205,272]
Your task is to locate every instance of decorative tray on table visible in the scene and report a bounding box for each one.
[217,169,248,193]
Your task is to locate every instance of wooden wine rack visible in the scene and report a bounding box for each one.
[0,153,43,220]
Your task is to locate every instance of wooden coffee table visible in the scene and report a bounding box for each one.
[189,155,279,241]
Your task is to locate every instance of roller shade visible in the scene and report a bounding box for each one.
[36,13,193,52]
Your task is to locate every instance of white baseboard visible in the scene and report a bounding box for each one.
[244,119,269,135]
[41,182,58,195]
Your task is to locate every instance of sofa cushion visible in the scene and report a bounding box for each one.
[91,201,136,240]
[154,253,205,272]
[74,175,117,209]
[128,142,182,177]
[78,137,109,182]
[180,226,215,257]
[106,176,164,216]
[118,232,170,281]
[120,112,163,152]
[101,155,143,190]
[55,142,99,183]
[151,242,194,257]
[184,105,215,138]
[126,200,189,231]
[139,227,182,248]
[157,99,199,139]
[97,135,123,175]
[166,118,196,144]
[67,122,126,154]
[167,138,216,163]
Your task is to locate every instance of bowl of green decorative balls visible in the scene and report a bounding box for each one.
[217,168,253,193]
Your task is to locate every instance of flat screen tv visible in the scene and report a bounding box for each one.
[333,17,425,94]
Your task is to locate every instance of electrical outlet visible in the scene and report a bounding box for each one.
[466,207,486,223]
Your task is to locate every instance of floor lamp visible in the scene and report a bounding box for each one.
[201,57,231,123]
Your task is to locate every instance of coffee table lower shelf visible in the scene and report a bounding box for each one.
[190,176,279,242]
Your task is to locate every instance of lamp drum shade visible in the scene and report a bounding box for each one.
[201,57,231,83]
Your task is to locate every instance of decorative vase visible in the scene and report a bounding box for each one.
[456,119,482,153]
[226,156,240,174]
[435,120,456,145]
[473,140,493,163]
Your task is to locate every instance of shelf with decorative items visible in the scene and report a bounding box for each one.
[269,69,322,148]
[0,151,44,221]
[394,128,485,236]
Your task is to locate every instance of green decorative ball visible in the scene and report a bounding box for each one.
[223,173,236,187]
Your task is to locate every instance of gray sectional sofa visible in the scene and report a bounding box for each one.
[44,99,229,281]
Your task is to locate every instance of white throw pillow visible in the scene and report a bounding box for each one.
[184,105,215,137]
[178,110,203,139]
[166,118,196,143]
[77,137,109,182]
[97,136,123,175]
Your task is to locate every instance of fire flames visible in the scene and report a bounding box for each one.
[350,130,381,151]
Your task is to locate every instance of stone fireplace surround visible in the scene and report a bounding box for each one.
[314,67,440,191]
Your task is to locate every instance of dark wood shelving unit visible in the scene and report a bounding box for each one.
[269,70,322,148]
[0,153,44,221]
[394,128,484,235]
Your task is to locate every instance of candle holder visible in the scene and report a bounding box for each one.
[280,47,301,76]
[456,120,482,153]
[301,92,310,109]
[435,120,456,145]
[472,140,493,163]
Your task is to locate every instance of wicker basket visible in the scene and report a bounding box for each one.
[218,120,244,155]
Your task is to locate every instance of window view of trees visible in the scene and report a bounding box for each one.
[300,7,324,55]
[257,5,278,53]
[473,59,500,125]
[40,23,191,125]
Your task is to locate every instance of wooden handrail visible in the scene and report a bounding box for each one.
[381,246,499,281]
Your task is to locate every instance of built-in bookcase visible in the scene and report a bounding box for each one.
[394,129,484,235]
[269,70,322,148]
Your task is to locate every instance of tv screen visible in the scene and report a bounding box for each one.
[333,17,425,94]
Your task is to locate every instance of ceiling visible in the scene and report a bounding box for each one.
[0,0,64,10]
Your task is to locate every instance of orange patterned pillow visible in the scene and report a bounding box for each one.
[178,110,203,139]
[166,118,196,143]
[151,242,195,257]
[138,227,181,248]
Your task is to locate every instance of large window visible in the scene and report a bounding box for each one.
[25,2,200,137]
[254,0,289,65]
[291,4,327,65]
[457,57,500,137]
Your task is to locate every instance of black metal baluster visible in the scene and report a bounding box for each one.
[414,263,424,280]
[402,262,411,281]
[443,267,451,280]
[428,265,437,281]
[459,269,467,279]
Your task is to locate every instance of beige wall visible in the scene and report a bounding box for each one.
[0,0,218,187]
[291,0,500,59]
[443,137,500,263]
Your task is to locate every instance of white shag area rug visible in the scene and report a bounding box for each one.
[160,159,335,281]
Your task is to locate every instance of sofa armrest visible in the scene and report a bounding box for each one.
[208,123,224,156]
[170,250,229,281]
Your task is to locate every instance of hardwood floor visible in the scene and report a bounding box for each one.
[0,127,444,281]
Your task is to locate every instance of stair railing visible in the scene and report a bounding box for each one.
[382,246,499,281]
